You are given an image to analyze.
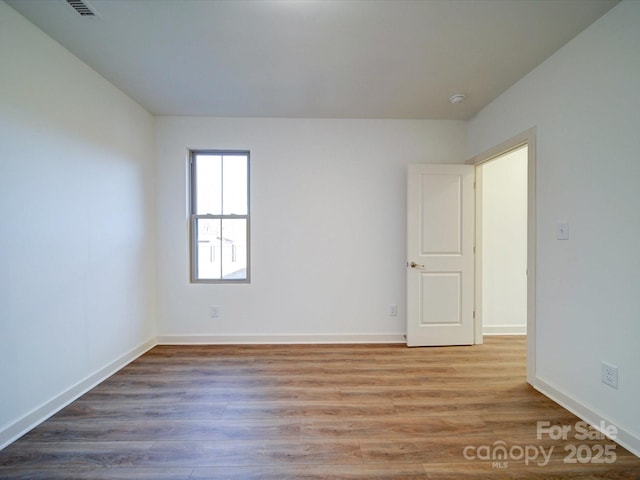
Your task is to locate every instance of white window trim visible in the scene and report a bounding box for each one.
[189,149,251,284]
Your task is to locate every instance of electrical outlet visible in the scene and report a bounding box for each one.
[209,305,220,318]
[601,362,618,389]
[388,304,397,317]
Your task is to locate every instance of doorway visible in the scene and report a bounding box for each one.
[478,145,527,336]
[469,128,536,384]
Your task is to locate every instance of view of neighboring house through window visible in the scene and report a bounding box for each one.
[190,150,250,282]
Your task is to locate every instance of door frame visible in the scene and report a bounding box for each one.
[467,127,537,385]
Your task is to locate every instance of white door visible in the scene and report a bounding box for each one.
[407,164,475,347]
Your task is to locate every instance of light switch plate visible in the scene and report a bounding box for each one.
[557,222,569,240]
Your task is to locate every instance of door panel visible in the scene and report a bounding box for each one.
[419,174,463,255]
[407,164,475,347]
[419,273,461,325]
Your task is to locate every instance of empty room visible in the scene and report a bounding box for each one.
[1,0,639,478]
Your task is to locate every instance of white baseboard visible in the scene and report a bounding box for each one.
[157,333,406,345]
[0,337,156,451]
[483,324,527,335]
[533,376,640,458]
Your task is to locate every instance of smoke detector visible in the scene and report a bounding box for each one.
[449,94,466,105]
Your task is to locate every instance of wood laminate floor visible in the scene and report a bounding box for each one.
[1,336,639,479]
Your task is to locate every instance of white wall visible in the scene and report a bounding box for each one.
[481,147,527,335]
[468,0,640,453]
[0,2,156,447]
[155,117,466,341]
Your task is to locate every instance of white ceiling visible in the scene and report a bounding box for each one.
[6,0,619,120]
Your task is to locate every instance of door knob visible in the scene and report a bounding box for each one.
[409,261,424,268]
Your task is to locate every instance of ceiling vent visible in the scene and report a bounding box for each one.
[66,0,97,17]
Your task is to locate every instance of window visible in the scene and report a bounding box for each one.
[190,150,250,283]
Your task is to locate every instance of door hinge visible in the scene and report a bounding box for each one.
[473,310,476,319]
